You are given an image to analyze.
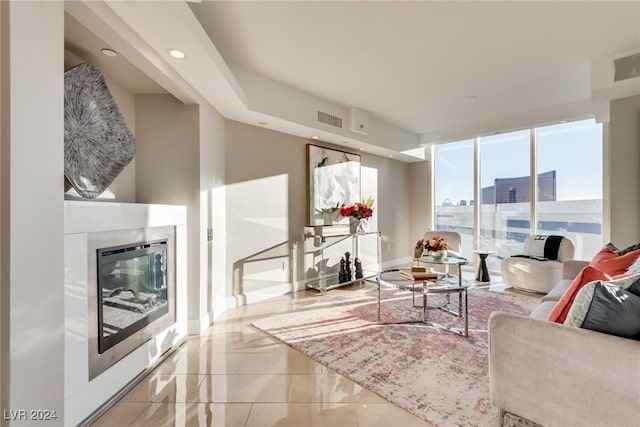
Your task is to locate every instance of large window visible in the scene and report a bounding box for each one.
[536,120,602,260]
[434,139,474,264]
[433,119,602,271]
[480,130,530,271]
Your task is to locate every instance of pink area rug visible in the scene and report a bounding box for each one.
[252,286,538,427]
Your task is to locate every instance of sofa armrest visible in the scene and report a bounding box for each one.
[489,312,640,427]
[561,260,589,280]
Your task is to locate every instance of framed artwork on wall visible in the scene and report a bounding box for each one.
[307,144,361,226]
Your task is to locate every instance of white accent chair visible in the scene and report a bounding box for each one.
[500,235,575,293]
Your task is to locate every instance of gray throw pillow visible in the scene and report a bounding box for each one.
[581,283,640,340]
[627,277,640,297]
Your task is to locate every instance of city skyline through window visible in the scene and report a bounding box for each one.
[434,119,603,271]
[480,130,530,270]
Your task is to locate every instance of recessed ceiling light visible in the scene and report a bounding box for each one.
[559,120,569,124]
[167,48,187,59]
[311,136,319,140]
[101,48,118,57]
[388,154,394,158]
[359,148,365,151]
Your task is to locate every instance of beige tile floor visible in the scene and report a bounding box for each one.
[93,272,505,427]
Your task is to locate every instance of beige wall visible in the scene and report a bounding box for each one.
[135,95,226,332]
[135,94,199,210]
[103,80,136,202]
[0,0,4,403]
[1,1,65,423]
[134,95,202,330]
[361,149,412,264]
[198,103,226,325]
[225,120,412,298]
[409,160,431,245]
[608,95,640,248]
[225,121,306,297]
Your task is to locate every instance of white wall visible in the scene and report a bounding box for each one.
[232,66,419,153]
[608,95,640,247]
[1,1,65,424]
[198,103,226,327]
[225,120,412,300]
[63,202,188,426]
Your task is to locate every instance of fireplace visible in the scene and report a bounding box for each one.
[97,239,169,354]
[88,227,175,380]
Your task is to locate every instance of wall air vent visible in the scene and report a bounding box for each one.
[614,52,640,82]
[317,111,343,128]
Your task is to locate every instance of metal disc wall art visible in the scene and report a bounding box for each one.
[64,63,135,199]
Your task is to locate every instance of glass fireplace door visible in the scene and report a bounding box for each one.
[97,239,169,354]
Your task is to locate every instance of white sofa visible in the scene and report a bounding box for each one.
[489,260,640,427]
[500,235,575,294]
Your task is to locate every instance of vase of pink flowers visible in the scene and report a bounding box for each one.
[424,235,449,260]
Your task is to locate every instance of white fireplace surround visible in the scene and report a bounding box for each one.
[64,201,187,426]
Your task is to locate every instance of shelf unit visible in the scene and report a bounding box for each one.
[302,228,381,291]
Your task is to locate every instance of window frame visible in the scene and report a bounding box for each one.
[432,119,603,272]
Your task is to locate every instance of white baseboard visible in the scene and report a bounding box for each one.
[188,311,215,335]
[235,283,297,305]
[191,282,302,333]
[212,298,229,322]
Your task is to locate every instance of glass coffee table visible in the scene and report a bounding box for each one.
[376,256,469,337]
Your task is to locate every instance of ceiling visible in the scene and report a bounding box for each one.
[64,13,166,95]
[189,1,640,135]
[63,1,640,161]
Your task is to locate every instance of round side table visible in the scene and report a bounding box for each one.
[473,250,495,282]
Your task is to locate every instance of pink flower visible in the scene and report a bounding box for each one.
[424,235,448,251]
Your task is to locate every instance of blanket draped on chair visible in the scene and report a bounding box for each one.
[512,235,564,261]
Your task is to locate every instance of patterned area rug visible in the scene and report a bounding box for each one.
[252,286,538,427]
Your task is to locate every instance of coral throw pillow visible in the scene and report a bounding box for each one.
[589,246,640,276]
[548,266,611,323]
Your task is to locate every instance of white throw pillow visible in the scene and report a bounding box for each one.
[527,235,549,257]
[626,256,640,274]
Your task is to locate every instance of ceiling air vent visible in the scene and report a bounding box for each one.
[317,111,343,128]
[614,52,640,82]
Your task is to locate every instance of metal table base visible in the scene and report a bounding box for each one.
[376,268,469,338]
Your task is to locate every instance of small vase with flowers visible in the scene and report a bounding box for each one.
[424,235,449,260]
